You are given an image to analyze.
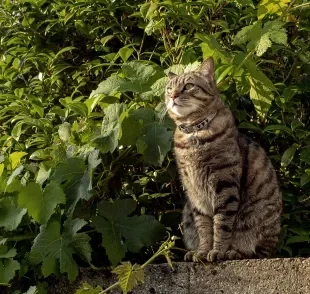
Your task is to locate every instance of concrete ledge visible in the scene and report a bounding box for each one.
[49,258,310,294]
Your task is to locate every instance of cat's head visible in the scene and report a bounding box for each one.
[165,57,221,121]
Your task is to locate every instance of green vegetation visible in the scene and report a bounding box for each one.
[0,0,309,292]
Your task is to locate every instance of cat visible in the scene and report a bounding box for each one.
[165,57,282,262]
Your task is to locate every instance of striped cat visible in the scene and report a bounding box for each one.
[165,57,282,262]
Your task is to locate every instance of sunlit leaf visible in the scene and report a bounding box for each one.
[257,0,291,20]
[112,262,144,294]
[249,77,274,119]
[9,152,27,170]
[75,282,102,294]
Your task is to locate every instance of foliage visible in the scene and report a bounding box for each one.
[0,0,309,292]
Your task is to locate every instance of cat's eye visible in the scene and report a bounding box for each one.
[184,83,194,90]
[167,87,172,94]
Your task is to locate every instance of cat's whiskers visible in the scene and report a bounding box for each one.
[158,107,168,125]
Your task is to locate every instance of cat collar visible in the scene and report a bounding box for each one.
[178,112,217,134]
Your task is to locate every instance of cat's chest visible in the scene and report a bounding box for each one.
[176,148,214,215]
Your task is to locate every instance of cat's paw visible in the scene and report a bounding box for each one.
[184,251,195,262]
[225,250,242,260]
[192,251,209,262]
[207,249,225,262]
[184,250,209,262]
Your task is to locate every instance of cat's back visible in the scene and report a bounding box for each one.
[236,133,282,230]
[238,133,280,198]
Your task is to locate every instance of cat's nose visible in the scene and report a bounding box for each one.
[170,90,179,100]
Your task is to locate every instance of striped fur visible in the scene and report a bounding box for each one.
[165,58,282,262]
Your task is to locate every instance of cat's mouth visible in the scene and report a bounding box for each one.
[172,101,183,107]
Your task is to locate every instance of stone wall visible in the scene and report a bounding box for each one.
[48,258,310,294]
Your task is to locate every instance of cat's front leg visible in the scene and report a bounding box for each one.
[209,178,240,262]
[184,208,213,262]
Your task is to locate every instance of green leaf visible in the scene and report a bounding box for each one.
[136,123,173,166]
[90,75,124,96]
[54,46,77,60]
[29,218,91,281]
[76,282,102,294]
[140,2,157,19]
[215,65,234,84]
[75,21,91,37]
[145,19,165,35]
[249,77,274,119]
[234,53,276,91]
[51,158,92,215]
[92,103,127,153]
[9,152,27,169]
[119,112,143,146]
[29,149,51,161]
[151,77,169,97]
[238,122,262,133]
[119,47,134,62]
[281,144,298,168]
[112,262,144,294]
[94,217,125,266]
[92,62,162,96]
[233,23,261,46]
[262,20,287,44]
[41,255,58,278]
[119,107,156,147]
[256,33,272,56]
[91,199,165,265]
[68,102,88,117]
[0,245,19,285]
[36,164,51,185]
[0,164,4,177]
[88,149,102,171]
[121,62,162,93]
[122,214,166,252]
[100,35,114,46]
[18,181,66,225]
[0,245,16,259]
[291,119,303,131]
[0,259,20,285]
[283,86,299,102]
[286,235,310,245]
[0,197,27,231]
[301,172,310,187]
[263,124,293,135]
[300,147,310,165]
[198,34,230,63]
[7,165,24,186]
[58,122,71,142]
[233,21,287,56]
[257,0,290,20]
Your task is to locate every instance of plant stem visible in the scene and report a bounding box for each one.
[291,2,310,9]
[100,281,120,294]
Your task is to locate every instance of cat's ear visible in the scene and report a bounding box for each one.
[168,72,177,79]
[199,57,215,80]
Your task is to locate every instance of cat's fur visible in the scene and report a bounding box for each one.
[165,57,282,262]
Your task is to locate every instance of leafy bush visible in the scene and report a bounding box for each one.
[0,0,309,292]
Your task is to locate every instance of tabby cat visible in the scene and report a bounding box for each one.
[165,57,282,262]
